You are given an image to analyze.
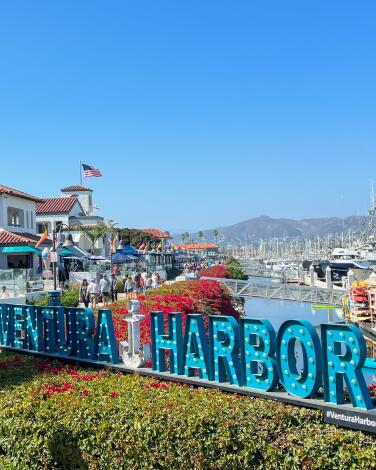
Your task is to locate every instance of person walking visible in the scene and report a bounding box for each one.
[100,274,110,307]
[145,273,152,290]
[0,286,9,299]
[80,279,90,308]
[125,276,134,300]
[110,273,118,303]
[87,278,100,309]
[151,272,160,289]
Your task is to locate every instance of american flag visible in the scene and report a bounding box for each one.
[82,163,102,177]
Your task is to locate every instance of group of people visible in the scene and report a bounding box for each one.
[80,273,118,309]
[79,270,162,307]
[123,271,161,299]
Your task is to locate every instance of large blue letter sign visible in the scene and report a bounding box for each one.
[209,316,241,385]
[182,315,211,380]
[0,304,14,346]
[322,324,373,410]
[240,318,278,391]
[277,320,322,399]
[151,312,183,374]
[93,310,119,363]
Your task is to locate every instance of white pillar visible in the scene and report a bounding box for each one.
[298,264,305,285]
[326,266,332,290]
[310,264,315,286]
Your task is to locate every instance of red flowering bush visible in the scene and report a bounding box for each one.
[110,280,240,345]
[199,265,230,278]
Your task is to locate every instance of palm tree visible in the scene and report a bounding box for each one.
[80,223,111,254]
[197,231,203,242]
[213,229,219,245]
[181,233,186,243]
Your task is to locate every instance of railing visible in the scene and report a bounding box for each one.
[202,277,344,306]
[0,268,44,297]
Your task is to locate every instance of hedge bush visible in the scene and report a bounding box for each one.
[32,286,80,308]
[0,351,375,469]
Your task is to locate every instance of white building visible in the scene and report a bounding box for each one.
[0,185,48,269]
[36,185,109,257]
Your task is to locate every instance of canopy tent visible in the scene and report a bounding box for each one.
[2,246,41,254]
[111,253,142,263]
[60,247,75,257]
[117,244,138,255]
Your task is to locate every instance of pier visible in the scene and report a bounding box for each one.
[202,277,345,306]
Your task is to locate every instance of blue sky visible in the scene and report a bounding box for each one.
[1,1,376,231]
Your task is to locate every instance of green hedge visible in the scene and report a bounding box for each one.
[33,286,80,308]
[0,352,375,469]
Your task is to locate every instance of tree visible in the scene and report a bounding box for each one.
[80,223,110,254]
[115,228,160,248]
[197,231,203,242]
[213,229,219,244]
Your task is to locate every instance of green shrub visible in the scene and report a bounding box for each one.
[226,257,248,280]
[33,295,48,306]
[61,286,80,307]
[0,352,374,469]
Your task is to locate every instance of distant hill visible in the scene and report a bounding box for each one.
[174,215,366,244]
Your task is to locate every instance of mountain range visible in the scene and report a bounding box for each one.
[173,215,368,244]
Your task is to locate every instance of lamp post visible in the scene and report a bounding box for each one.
[52,223,74,290]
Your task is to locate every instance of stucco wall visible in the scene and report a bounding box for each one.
[0,194,36,234]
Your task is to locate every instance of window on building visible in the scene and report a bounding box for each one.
[30,211,34,229]
[7,207,24,228]
[37,223,46,234]
[26,211,29,229]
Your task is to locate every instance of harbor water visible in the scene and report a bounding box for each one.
[244,276,343,329]
[244,277,376,384]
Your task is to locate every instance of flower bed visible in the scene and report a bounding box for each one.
[0,351,375,469]
[199,265,230,278]
[110,280,240,345]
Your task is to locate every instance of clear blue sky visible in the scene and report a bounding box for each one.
[1,1,376,231]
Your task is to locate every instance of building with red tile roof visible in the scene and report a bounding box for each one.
[36,196,83,214]
[0,230,40,246]
[172,243,219,250]
[0,184,44,203]
[141,228,172,239]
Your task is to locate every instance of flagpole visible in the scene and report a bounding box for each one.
[80,161,82,185]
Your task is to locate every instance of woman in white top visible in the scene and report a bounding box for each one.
[151,272,160,289]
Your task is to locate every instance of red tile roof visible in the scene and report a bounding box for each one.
[0,184,44,203]
[36,196,79,214]
[172,243,218,250]
[141,228,172,239]
[61,185,92,192]
[0,230,43,246]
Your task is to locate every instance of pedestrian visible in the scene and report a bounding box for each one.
[146,273,152,290]
[151,272,160,289]
[125,276,134,300]
[0,286,9,299]
[100,274,110,307]
[87,278,100,309]
[110,273,118,302]
[80,279,90,308]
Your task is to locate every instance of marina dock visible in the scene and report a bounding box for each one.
[203,277,345,306]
